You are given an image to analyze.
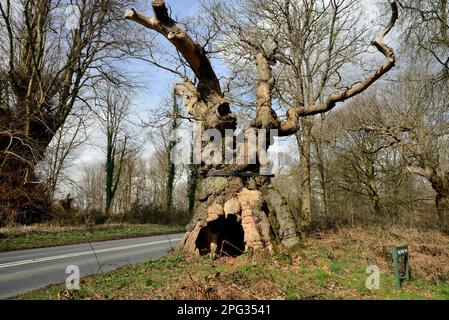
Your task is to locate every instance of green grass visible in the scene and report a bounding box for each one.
[16,226,449,300]
[0,224,185,252]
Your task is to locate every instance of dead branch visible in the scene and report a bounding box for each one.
[406,165,434,179]
[251,52,281,130]
[279,0,399,136]
[124,1,221,95]
[125,1,235,130]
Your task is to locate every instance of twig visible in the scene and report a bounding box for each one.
[220,240,244,257]
[166,235,174,251]
[87,241,104,274]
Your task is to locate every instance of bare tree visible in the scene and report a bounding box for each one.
[95,84,131,215]
[79,163,106,213]
[363,68,449,226]
[113,149,140,213]
[0,0,138,223]
[124,0,398,255]
[206,0,389,232]
[399,0,449,80]
[165,94,179,209]
[334,106,405,216]
[277,0,370,231]
[37,107,90,200]
[148,92,182,210]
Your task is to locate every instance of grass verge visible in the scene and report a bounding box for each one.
[16,226,449,300]
[0,224,185,252]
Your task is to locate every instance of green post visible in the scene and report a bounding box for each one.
[392,247,401,289]
[392,245,411,289]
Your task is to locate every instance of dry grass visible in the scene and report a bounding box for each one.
[315,226,449,282]
[17,226,449,300]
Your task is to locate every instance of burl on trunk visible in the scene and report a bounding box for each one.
[125,0,398,256]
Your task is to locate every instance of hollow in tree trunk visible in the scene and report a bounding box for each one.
[181,175,300,256]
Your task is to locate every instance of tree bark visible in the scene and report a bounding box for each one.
[314,137,328,216]
[180,175,300,256]
[166,93,179,209]
[297,119,313,234]
[187,153,199,216]
[429,171,449,228]
[0,116,53,226]
[105,134,127,215]
[407,166,449,228]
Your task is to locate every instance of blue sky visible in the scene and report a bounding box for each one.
[129,0,203,108]
[68,0,211,186]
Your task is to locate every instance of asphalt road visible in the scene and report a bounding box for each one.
[0,233,184,299]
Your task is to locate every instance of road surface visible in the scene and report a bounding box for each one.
[0,233,184,299]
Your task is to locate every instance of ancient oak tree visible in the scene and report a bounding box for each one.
[124,0,398,255]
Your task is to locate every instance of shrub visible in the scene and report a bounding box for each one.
[89,210,109,225]
[110,203,191,226]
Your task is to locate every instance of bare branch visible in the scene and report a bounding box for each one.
[406,165,434,179]
[124,1,221,94]
[279,0,398,136]
[251,52,280,129]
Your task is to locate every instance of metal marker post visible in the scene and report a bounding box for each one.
[392,245,411,289]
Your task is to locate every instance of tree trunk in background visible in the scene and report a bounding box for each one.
[105,136,114,214]
[187,161,199,216]
[436,193,449,230]
[314,139,328,216]
[105,135,127,215]
[298,118,313,234]
[369,181,382,216]
[0,118,53,225]
[0,165,50,226]
[431,171,449,230]
[166,159,175,209]
[406,166,449,230]
[166,94,179,209]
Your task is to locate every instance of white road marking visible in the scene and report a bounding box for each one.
[0,238,183,269]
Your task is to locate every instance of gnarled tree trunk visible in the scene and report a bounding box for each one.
[407,166,449,229]
[125,0,398,255]
[181,175,300,256]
